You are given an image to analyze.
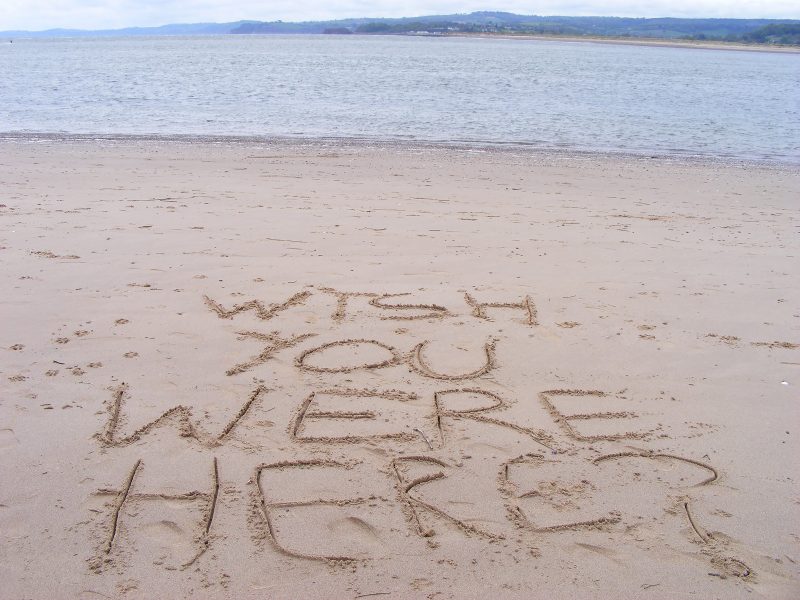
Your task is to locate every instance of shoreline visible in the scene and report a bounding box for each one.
[7,32,800,54]
[444,32,800,54]
[2,130,797,169]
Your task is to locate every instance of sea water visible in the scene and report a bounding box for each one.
[1,34,798,161]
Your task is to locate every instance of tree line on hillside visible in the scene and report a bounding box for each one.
[231,13,800,45]
[735,23,800,44]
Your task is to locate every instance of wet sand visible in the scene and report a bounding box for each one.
[448,32,800,53]
[1,139,798,599]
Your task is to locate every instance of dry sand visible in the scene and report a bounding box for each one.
[0,138,798,599]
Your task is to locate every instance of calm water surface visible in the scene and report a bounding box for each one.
[1,35,798,161]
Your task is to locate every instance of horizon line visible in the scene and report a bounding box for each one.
[4,11,800,35]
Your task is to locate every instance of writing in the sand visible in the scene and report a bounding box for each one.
[88,287,723,572]
[204,288,539,327]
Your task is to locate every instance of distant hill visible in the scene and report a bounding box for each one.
[0,21,252,38]
[3,12,799,45]
[231,13,794,40]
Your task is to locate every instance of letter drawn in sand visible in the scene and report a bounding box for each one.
[318,287,379,322]
[590,451,751,577]
[253,460,374,562]
[94,457,219,569]
[499,454,621,533]
[96,384,267,448]
[538,389,648,442]
[409,339,497,380]
[226,330,316,376]
[391,456,503,541]
[204,291,311,320]
[464,292,538,326]
[369,294,451,320]
[434,389,556,451]
[296,339,403,373]
[291,389,419,443]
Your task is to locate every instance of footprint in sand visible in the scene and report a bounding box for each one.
[0,429,19,449]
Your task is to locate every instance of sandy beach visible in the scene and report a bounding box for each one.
[449,33,800,53]
[0,138,798,599]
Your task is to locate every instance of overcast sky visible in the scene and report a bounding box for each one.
[2,1,798,31]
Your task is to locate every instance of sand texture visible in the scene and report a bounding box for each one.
[0,140,798,599]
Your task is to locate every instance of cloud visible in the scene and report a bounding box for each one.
[1,1,798,31]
